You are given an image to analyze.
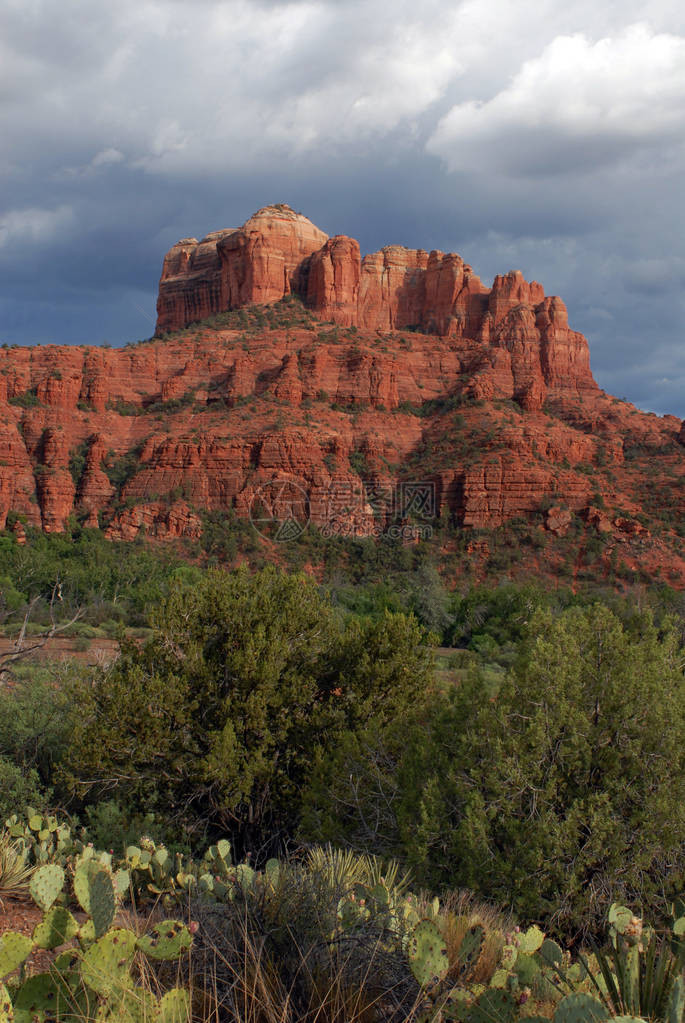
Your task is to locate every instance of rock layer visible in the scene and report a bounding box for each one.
[0,204,682,588]
[156,206,595,407]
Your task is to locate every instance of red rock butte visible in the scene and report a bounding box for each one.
[157,204,595,409]
[0,203,683,588]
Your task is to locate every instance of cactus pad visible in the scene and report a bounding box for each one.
[540,939,563,967]
[29,864,65,913]
[667,976,684,1023]
[407,919,449,988]
[90,867,116,938]
[74,859,115,930]
[468,988,517,1023]
[81,928,137,997]
[157,989,191,1023]
[235,864,255,890]
[113,869,130,899]
[136,921,192,961]
[13,974,61,1019]
[554,993,608,1023]
[458,924,485,974]
[32,907,80,950]
[0,982,13,1023]
[440,987,473,1022]
[514,953,540,987]
[0,933,34,980]
[517,926,545,955]
[106,982,157,1023]
[608,904,634,937]
[500,943,518,970]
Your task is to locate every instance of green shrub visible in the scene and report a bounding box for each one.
[0,671,74,790]
[304,604,685,941]
[63,566,433,856]
[0,757,47,820]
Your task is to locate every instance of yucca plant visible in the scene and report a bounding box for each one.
[0,830,33,902]
[305,844,412,896]
[581,926,685,1022]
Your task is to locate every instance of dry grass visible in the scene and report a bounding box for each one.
[435,889,514,985]
[187,888,425,1023]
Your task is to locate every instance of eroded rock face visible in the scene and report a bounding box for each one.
[0,206,682,588]
[155,205,596,405]
[156,206,328,332]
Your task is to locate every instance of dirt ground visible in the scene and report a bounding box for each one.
[0,636,120,667]
[0,895,56,975]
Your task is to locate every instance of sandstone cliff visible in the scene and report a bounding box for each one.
[156,205,595,410]
[0,204,682,588]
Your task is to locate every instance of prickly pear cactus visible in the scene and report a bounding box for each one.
[80,928,137,997]
[553,992,608,1023]
[540,938,563,968]
[608,904,642,946]
[457,924,485,977]
[517,926,545,955]
[437,986,473,1022]
[668,976,684,1023]
[105,982,158,1023]
[4,810,82,868]
[74,859,116,937]
[12,973,64,1022]
[514,952,540,987]
[407,919,449,988]
[0,933,34,980]
[468,988,518,1023]
[0,982,13,1023]
[29,864,64,913]
[157,988,191,1023]
[136,921,192,961]
[32,906,80,950]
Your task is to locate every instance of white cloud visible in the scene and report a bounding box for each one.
[0,205,73,248]
[91,147,124,168]
[427,23,685,176]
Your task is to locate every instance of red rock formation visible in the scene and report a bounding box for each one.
[105,500,202,542]
[156,206,328,332]
[0,207,682,588]
[545,506,572,536]
[35,428,76,533]
[77,435,114,527]
[218,206,328,309]
[307,236,361,327]
[155,206,598,413]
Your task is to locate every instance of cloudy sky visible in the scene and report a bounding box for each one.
[1,0,684,417]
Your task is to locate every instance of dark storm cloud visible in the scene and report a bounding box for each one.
[1,0,684,416]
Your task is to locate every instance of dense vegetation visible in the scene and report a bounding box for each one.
[3,818,683,1023]
[304,603,685,939]
[62,567,432,857]
[0,523,683,952]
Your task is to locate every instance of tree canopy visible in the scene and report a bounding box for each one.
[302,603,685,939]
[63,565,433,855]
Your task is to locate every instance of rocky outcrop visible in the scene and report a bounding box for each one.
[77,435,115,528]
[0,208,682,589]
[156,206,328,332]
[155,206,596,404]
[105,500,202,542]
[35,428,76,533]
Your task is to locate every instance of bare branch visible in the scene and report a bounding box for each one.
[0,584,85,680]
